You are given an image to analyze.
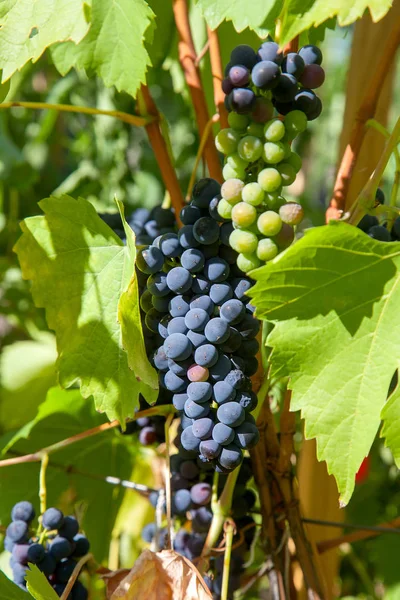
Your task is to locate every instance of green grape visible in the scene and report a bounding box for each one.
[228,112,250,131]
[257,211,283,236]
[238,136,263,162]
[282,142,291,159]
[231,202,257,228]
[227,153,249,171]
[233,221,259,234]
[258,168,282,192]
[263,142,286,164]
[278,163,297,186]
[229,229,258,254]
[242,182,264,206]
[217,198,233,219]
[286,151,302,173]
[264,193,286,211]
[284,111,308,137]
[279,202,304,225]
[246,122,265,137]
[223,163,246,180]
[257,238,278,261]
[264,119,285,142]
[215,128,242,155]
[237,252,261,273]
[221,178,245,205]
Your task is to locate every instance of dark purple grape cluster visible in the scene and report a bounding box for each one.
[4,502,89,598]
[358,188,400,242]
[99,205,176,246]
[222,42,324,121]
[136,178,260,472]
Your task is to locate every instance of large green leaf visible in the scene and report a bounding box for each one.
[248,222,400,506]
[26,565,59,600]
[14,194,158,424]
[195,0,278,37]
[50,0,154,97]
[0,0,89,82]
[0,336,57,433]
[381,386,400,466]
[0,387,132,561]
[0,569,28,599]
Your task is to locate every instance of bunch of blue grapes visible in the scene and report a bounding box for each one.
[222,42,324,120]
[358,188,400,241]
[136,178,260,472]
[4,502,89,598]
[213,42,326,273]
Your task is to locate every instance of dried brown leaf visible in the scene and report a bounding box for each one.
[110,549,213,600]
[97,567,130,598]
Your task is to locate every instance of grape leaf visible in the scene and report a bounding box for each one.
[381,385,400,466]
[0,387,132,561]
[14,194,158,424]
[248,222,400,506]
[26,564,59,600]
[0,0,89,82]
[195,0,278,37]
[0,569,28,599]
[50,0,154,97]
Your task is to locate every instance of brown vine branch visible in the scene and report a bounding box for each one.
[186,113,220,200]
[0,405,176,468]
[207,26,229,129]
[282,37,299,54]
[0,101,152,127]
[316,516,400,554]
[195,40,210,66]
[278,389,295,474]
[328,17,400,220]
[172,0,222,182]
[60,553,92,600]
[138,85,185,222]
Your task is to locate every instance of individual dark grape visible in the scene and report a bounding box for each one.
[178,225,200,249]
[145,308,163,334]
[230,45,258,70]
[225,369,247,390]
[11,501,35,523]
[12,562,28,586]
[235,422,260,449]
[187,381,212,403]
[49,536,73,560]
[168,357,192,376]
[158,315,171,339]
[142,522,156,543]
[136,246,164,274]
[368,225,391,241]
[166,267,192,294]
[12,543,30,565]
[184,399,210,419]
[169,295,190,317]
[185,308,210,332]
[358,214,379,232]
[194,344,219,368]
[212,423,235,445]
[299,44,323,65]
[236,390,258,412]
[190,482,212,506]
[193,217,220,245]
[191,276,211,295]
[181,426,201,451]
[180,249,205,273]
[192,418,214,440]
[180,205,203,225]
[172,393,188,411]
[307,96,322,121]
[210,282,233,304]
[375,188,385,204]
[203,242,224,261]
[204,257,230,282]
[139,426,158,444]
[147,272,169,297]
[27,543,45,564]
[219,443,243,470]
[272,73,298,102]
[186,533,206,558]
[55,558,76,583]
[393,216,400,239]
[228,88,256,114]
[73,534,90,557]
[222,77,234,94]
[209,354,232,382]
[293,89,318,115]
[220,299,245,324]
[199,439,221,460]
[209,195,225,222]
[237,338,259,357]
[191,506,213,532]
[71,581,89,600]
[300,64,325,89]
[58,516,79,541]
[251,61,280,90]
[217,402,245,427]
[152,294,171,313]
[212,381,235,405]
[220,222,234,246]
[257,41,283,65]
[205,318,230,344]
[192,178,221,209]
[153,347,169,371]
[158,233,181,258]
[190,295,214,315]
[180,460,200,480]
[238,314,260,339]
[282,53,305,78]
[172,489,192,515]
[187,364,209,383]
[220,327,242,353]
[164,333,192,360]
[37,552,57,576]
[229,65,250,87]
[144,220,160,238]
[167,317,188,335]
[174,529,191,551]
[6,521,29,543]
[152,206,176,228]
[162,370,187,393]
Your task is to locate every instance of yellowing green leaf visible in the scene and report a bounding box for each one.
[381,385,400,466]
[0,0,89,82]
[248,222,400,506]
[0,569,28,599]
[14,195,158,424]
[195,0,278,36]
[26,564,59,600]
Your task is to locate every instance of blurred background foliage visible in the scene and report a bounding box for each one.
[0,7,399,598]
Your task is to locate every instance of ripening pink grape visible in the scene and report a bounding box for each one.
[187,364,209,382]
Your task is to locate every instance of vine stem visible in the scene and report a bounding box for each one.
[60,553,92,600]
[327,17,400,220]
[138,85,185,223]
[0,101,152,127]
[186,113,220,200]
[207,27,229,129]
[0,405,176,468]
[39,454,49,518]
[172,0,223,182]
[164,413,175,549]
[220,520,235,600]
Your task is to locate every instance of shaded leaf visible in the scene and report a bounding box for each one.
[26,564,59,600]
[381,385,400,466]
[195,0,278,37]
[0,0,89,82]
[248,222,400,505]
[0,569,28,599]
[14,194,158,424]
[110,549,212,600]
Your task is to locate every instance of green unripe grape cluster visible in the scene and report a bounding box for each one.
[216,109,306,273]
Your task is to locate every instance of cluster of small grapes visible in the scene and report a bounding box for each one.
[223,42,324,119]
[4,502,89,599]
[136,178,260,472]
[358,188,400,241]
